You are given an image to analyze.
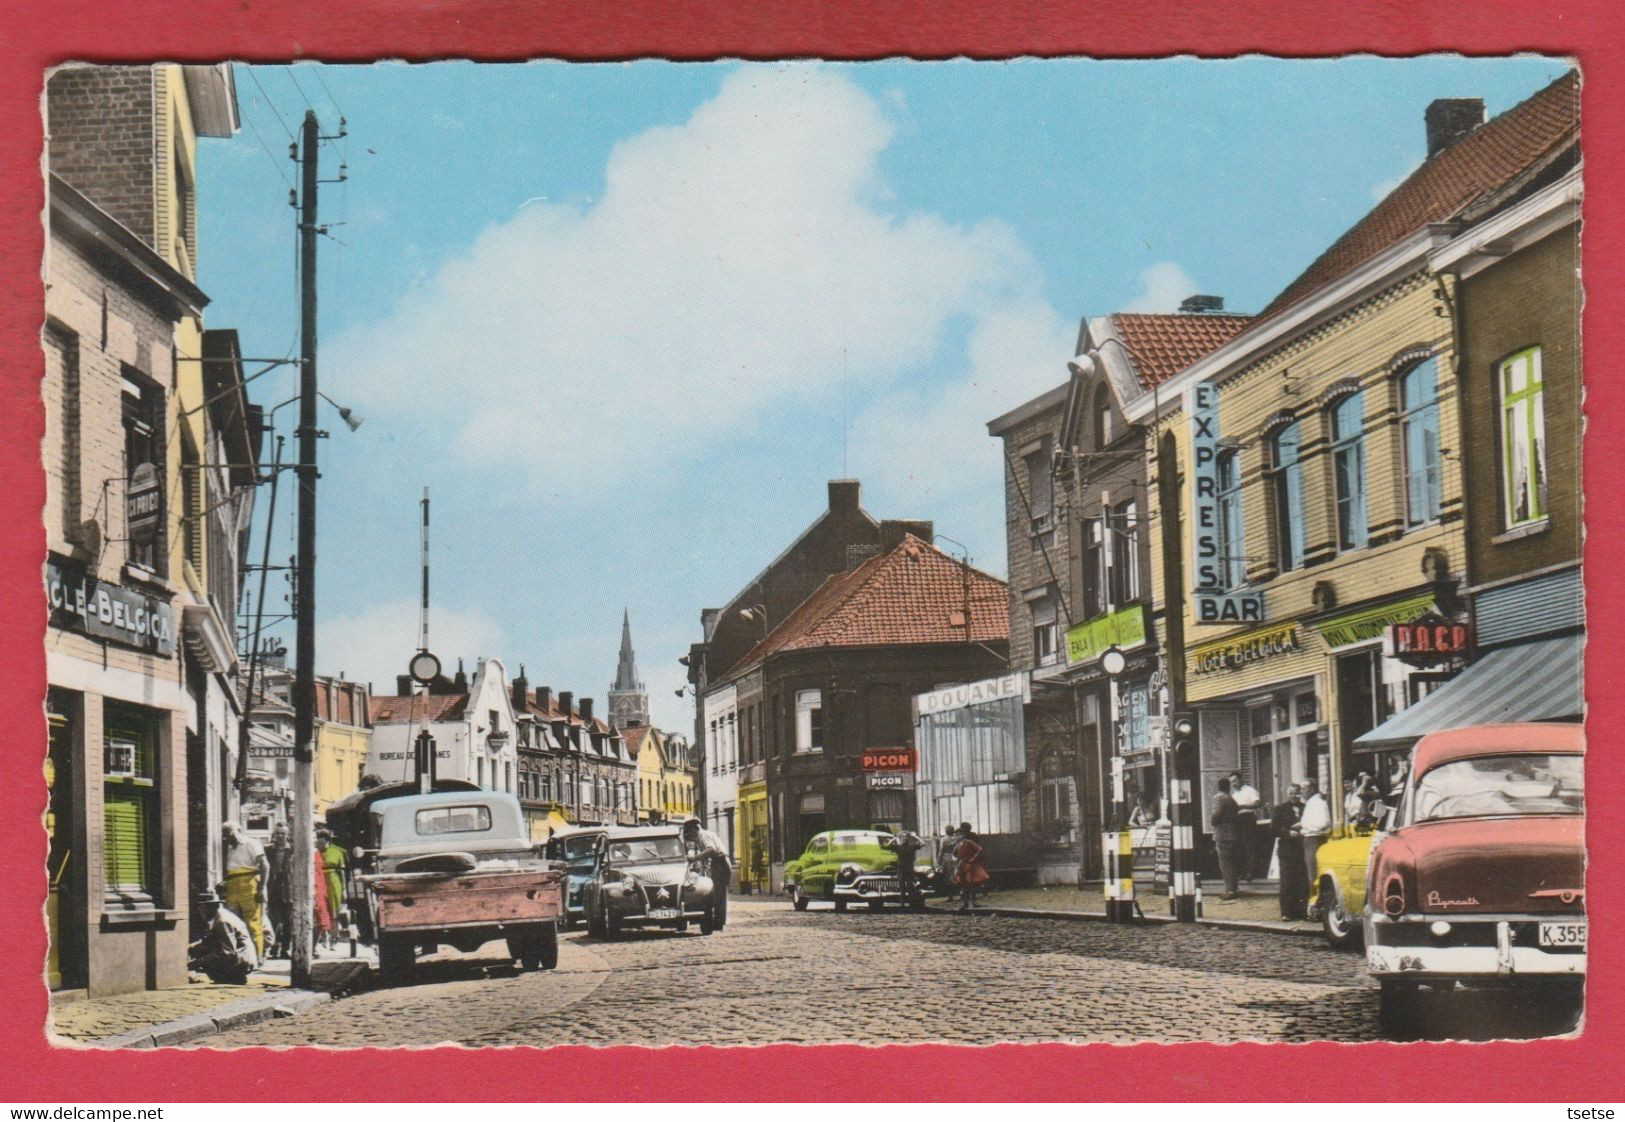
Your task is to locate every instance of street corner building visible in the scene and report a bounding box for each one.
[688,481,1009,894]
[42,64,252,996]
[985,72,1581,905]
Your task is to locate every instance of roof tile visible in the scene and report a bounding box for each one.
[1111,313,1253,386]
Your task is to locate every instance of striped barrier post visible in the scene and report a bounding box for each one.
[1113,827,1135,922]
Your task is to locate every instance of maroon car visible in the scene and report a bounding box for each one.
[1364,722,1584,1033]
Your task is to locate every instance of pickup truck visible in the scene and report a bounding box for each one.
[327,782,566,982]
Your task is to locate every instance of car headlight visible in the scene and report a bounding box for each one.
[837,864,860,882]
[690,876,713,896]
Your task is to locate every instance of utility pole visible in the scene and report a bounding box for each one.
[1157,429,1198,922]
[291,109,321,988]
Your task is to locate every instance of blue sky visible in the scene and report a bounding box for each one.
[196,56,1570,731]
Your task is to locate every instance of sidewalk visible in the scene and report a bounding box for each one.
[50,943,370,1048]
[947,882,1322,936]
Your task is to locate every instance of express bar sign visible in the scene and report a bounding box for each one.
[861,747,916,773]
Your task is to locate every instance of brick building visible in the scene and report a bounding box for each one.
[706,530,1008,891]
[1359,81,1582,750]
[43,64,243,996]
[687,479,920,862]
[1130,74,1580,851]
[990,307,1250,883]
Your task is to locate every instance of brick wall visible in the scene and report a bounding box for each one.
[45,229,178,584]
[1459,226,1582,586]
[46,67,156,249]
[997,397,1071,669]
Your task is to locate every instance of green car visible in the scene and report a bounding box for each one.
[785,829,918,911]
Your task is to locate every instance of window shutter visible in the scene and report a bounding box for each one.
[103,788,149,893]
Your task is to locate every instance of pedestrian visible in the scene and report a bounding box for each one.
[681,817,732,929]
[1210,777,1241,900]
[189,887,259,984]
[317,826,346,948]
[264,822,295,959]
[1297,779,1332,885]
[1271,784,1310,920]
[953,822,988,911]
[313,838,333,946]
[1227,770,1263,881]
[883,827,926,910]
[935,826,960,900]
[221,822,268,956]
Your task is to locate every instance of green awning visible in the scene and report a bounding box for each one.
[1315,591,1435,649]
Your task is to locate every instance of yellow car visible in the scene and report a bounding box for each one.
[1312,823,1381,948]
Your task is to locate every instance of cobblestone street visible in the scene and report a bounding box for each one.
[192,899,1406,1048]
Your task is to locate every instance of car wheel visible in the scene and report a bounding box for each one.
[562,911,578,932]
[586,895,605,938]
[602,897,622,939]
[833,898,848,913]
[539,922,559,970]
[1378,980,1425,1040]
[378,933,415,984]
[1319,883,1360,949]
[791,887,809,912]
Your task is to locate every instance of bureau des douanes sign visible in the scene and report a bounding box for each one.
[46,556,174,655]
[1189,383,1265,625]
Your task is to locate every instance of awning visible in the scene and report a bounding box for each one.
[1354,632,1584,750]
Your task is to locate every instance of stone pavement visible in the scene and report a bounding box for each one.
[196,898,1386,1048]
[984,883,1321,931]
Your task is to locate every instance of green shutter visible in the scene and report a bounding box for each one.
[103,788,150,893]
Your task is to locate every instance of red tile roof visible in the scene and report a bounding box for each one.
[1262,71,1579,319]
[1111,313,1253,386]
[622,725,651,753]
[728,534,1008,672]
[521,693,616,737]
[369,693,468,724]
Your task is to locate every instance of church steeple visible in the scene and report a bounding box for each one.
[609,608,649,728]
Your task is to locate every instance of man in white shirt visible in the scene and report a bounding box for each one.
[1227,771,1263,881]
[222,823,268,956]
[1296,780,1333,882]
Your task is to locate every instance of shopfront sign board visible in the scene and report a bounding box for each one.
[861,747,917,772]
[46,556,175,656]
[913,671,1029,718]
[1066,603,1148,665]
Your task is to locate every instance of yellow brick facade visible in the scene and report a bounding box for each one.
[1148,271,1468,813]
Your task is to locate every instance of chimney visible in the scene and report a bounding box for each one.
[580,697,595,724]
[1426,98,1485,158]
[453,658,468,692]
[511,665,529,709]
[396,674,413,697]
[558,690,574,719]
[880,519,935,551]
[1178,294,1225,314]
[535,686,552,713]
[828,479,861,513]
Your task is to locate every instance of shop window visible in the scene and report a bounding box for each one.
[795,691,823,752]
[103,703,159,905]
[1030,589,1060,667]
[121,370,165,574]
[1330,390,1369,551]
[1268,420,1306,571]
[1026,436,1054,536]
[1399,357,1443,527]
[45,323,81,546]
[1040,777,1076,844]
[1109,500,1140,605]
[1215,450,1245,589]
[1499,346,1547,527]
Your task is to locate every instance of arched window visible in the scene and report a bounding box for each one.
[1268,420,1306,571]
[1399,358,1442,526]
[1330,390,1368,551]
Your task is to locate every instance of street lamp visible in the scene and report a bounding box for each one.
[1098,643,1134,923]
[1099,644,1127,678]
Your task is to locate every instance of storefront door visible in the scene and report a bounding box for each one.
[46,690,85,990]
[1248,687,1320,805]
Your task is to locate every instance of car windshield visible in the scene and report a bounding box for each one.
[606,836,685,864]
[1411,754,1584,822]
[560,835,598,861]
[830,832,889,850]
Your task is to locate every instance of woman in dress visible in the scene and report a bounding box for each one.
[312,841,332,946]
[953,822,989,912]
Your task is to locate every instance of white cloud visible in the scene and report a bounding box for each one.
[328,65,1046,491]
[317,598,507,694]
[1122,261,1198,314]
